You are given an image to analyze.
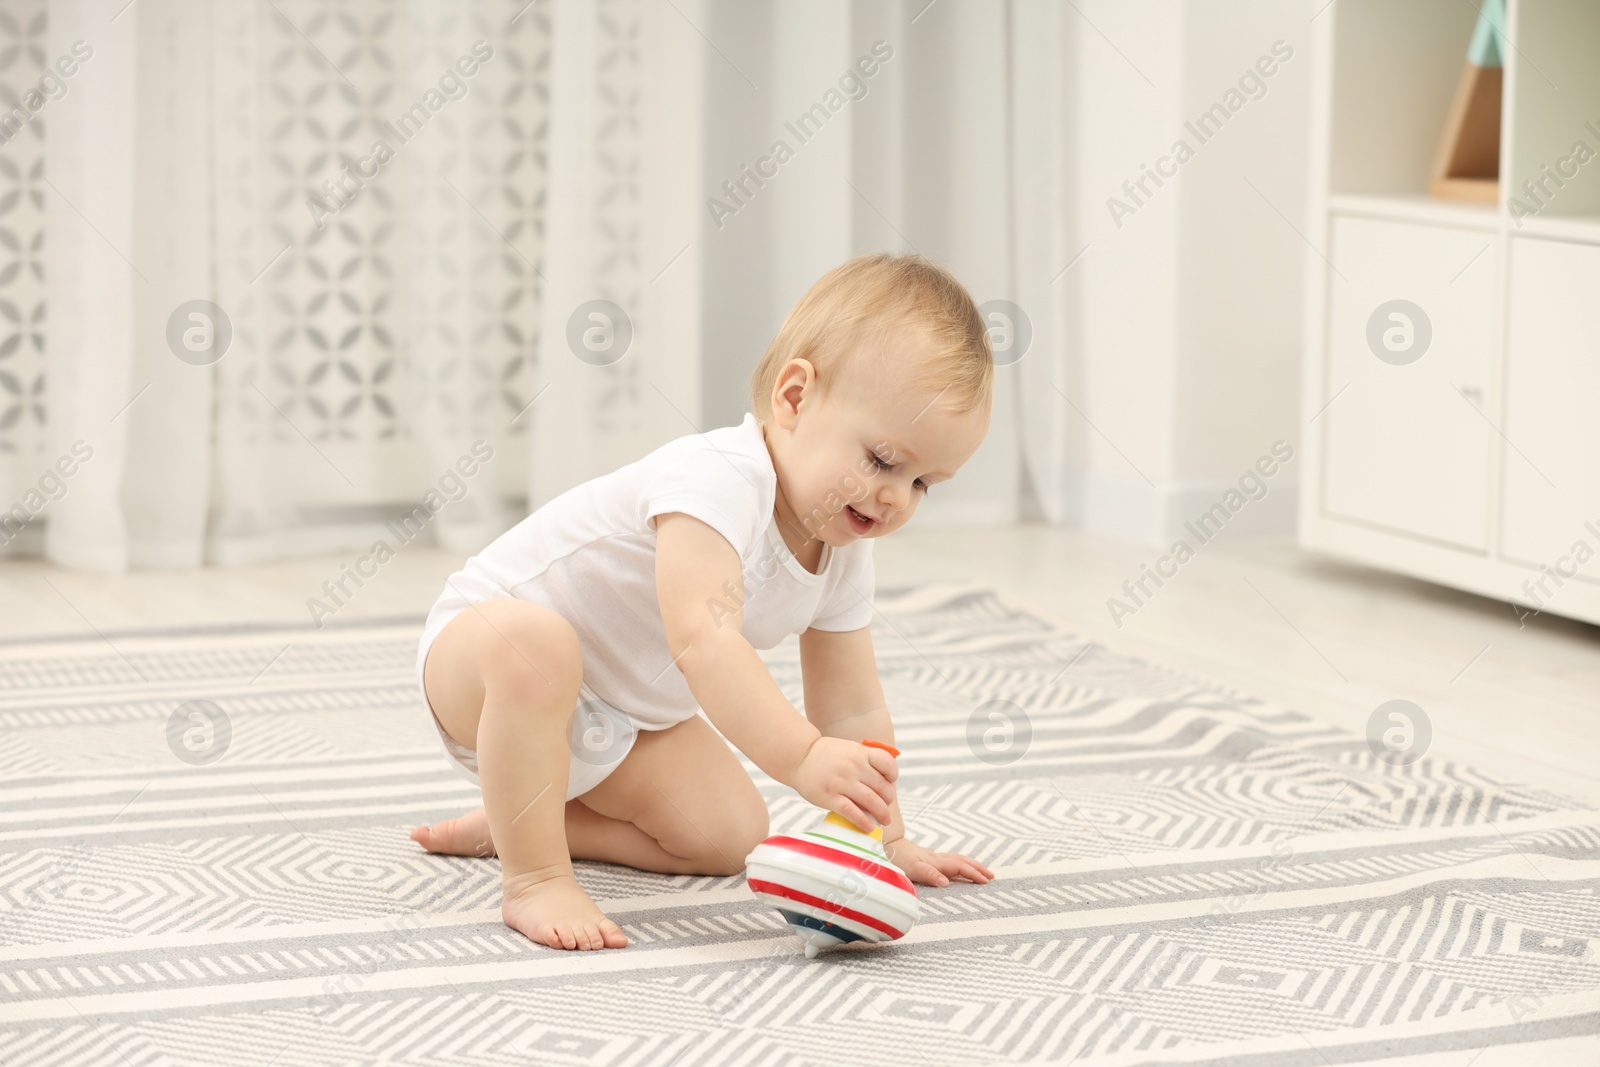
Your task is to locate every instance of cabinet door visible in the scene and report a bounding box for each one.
[1501,237,1600,581]
[1322,215,1495,550]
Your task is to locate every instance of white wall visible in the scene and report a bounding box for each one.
[1067,0,1311,546]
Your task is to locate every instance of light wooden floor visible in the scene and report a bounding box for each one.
[5,524,1597,805]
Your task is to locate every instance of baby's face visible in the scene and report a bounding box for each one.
[767,347,990,549]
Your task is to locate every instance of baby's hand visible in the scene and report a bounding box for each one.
[884,836,995,887]
[793,737,897,832]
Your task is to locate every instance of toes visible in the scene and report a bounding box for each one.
[529,918,625,950]
[410,824,448,852]
[411,815,495,858]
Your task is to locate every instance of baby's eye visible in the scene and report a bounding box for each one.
[872,450,930,493]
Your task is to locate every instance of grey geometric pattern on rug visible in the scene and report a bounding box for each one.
[0,584,1597,1066]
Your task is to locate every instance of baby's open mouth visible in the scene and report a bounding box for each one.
[846,504,876,530]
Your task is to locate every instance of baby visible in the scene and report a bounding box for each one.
[410,252,996,951]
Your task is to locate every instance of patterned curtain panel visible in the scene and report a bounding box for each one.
[0,0,698,572]
[0,4,47,515]
[207,0,555,566]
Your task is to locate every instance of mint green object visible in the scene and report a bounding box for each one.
[1466,0,1506,68]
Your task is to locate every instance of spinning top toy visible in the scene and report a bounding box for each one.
[745,739,920,958]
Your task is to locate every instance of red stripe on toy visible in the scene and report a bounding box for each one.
[762,836,916,894]
[747,878,906,939]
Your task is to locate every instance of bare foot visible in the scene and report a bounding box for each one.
[503,866,629,950]
[410,806,496,858]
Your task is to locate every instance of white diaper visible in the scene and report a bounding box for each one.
[415,598,639,802]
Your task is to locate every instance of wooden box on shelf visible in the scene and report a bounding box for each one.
[1427,61,1500,203]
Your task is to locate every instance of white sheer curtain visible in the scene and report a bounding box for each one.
[0,0,702,573]
[0,0,1075,574]
[1008,0,1078,524]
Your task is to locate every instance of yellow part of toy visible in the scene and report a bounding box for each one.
[823,811,883,840]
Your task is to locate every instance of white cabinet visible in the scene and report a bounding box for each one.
[1299,0,1600,626]
[1500,236,1600,582]
[1322,216,1495,550]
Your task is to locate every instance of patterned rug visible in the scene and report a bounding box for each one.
[1,584,1598,1066]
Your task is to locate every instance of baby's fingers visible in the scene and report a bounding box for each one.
[865,748,899,783]
[952,853,996,881]
[870,770,896,812]
[835,796,879,835]
[909,859,949,886]
[949,857,993,884]
[850,783,893,828]
[920,854,994,886]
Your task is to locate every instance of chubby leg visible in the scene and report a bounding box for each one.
[414,713,770,876]
[574,712,770,875]
[414,800,697,870]
[420,599,627,950]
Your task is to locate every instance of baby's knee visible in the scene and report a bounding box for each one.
[699,797,770,876]
[478,607,583,700]
[734,800,771,857]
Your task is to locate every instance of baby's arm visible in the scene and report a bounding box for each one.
[799,625,996,887]
[653,512,896,831]
[796,625,904,837]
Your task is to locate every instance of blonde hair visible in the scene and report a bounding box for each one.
[748,252,993,419]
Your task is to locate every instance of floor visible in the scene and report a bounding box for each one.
[6,522,1598,807]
